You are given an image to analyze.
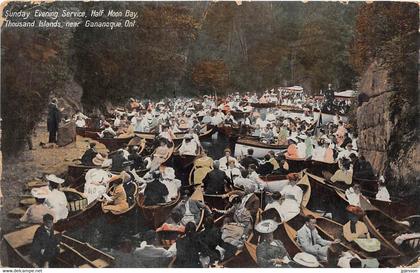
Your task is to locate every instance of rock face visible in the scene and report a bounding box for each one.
[357,60,419,198]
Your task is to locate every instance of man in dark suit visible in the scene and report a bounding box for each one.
[203,160,232,194]
[240,148,259,170]
[144,171,169,206]
[47,98,61,143]
[30,214,60,267]
[81,142,97,165]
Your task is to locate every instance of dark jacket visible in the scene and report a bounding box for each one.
[257,162,274,176]
[203,169,231,194]
[128,152,143,170]
[353,159,375,180]
[256,240,289,268]
[171,199,209,224]
[47,103,61,132]
[240,156,259,170]
[111,153,126,172]
[198,226,223,262]
[30,225,60,267]
[81,148,97,166]
[144,179,169,206]
[175,235,201,268]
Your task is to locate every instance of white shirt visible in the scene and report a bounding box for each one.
[297,143,306,158]
[179,140,198,156]
[376,186,390,202]
[281,184,303,205]
[75,119,86,128]
[161,178,181,202]
[45,189,68,221]
[84,169,111,204]
[345,188,361,207]
[219,156,239,170]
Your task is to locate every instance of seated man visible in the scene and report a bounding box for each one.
[143,171,169,206]
[134,230,175,267]
[167,189,210,227]
[21,188,55,224]
[203,160,232,194]
[30,214,60,268]
[224,159,243,183]
[80,142,97,166]
[218,148,239,171]
[240,148,259,170]
[296,215,339,261]
[111,149,127,173]
[178,134,198,156]
[99,122,117,138]
[258,154,274,176]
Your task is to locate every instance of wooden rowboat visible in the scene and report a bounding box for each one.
[3,225,114,268]
[14,188,101,233]
[136,126,215,146]
[306,172,411,257]
[250,102,277,108]
[136,192,181,229]
[284,154,311,173]
[234,137,287,158]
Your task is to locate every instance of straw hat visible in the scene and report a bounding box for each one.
[92,153,106,166]
[354,238,381,252]
[31,187,50,199]
[224,148,231,153]
[288,137,298,144]
[255,219,279,234]
[162,167,176,180]
[293,252,320,268]
[46,174,65,184]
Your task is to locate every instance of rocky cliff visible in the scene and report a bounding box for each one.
[357,60,419,199]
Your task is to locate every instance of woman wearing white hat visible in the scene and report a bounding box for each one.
[20,187,56,224]
[255,219,291,268]
[84,165,113,204]
[161,167,181,202]
[44,174,69,221]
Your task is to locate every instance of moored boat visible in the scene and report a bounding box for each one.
[234,137,287,158]
[3,225,114,268]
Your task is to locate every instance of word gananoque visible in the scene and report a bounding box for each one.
[84,20,122,29]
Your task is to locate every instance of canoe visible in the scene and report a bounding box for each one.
[96,136,135,152]
[136,192,181,229]
[309,171,417,221]
[308,160,339,177]
[284,154,311,173]
[300,207,403,267]
[306,173,411,256]
[217,124,249,138]
[3,225,114,268]
[15,188,100,233]
[250,102,277,108]
[234,137,287,158]
[101,181,139,216]
[136,125,215,146]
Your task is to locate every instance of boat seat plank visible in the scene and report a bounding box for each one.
[8,207,26,217]
[3,225,40,248]
[91,258,109,268]
[79,263,93,268]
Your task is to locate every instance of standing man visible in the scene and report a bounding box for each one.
[47,98,61,143]
[30,214,60,267]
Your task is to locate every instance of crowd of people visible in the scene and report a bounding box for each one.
[22,89,416,268]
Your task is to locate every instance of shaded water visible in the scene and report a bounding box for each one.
[66,132,230,250]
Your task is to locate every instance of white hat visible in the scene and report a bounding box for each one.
[288,137,298,143]
[162,167,176,180]
[142,172,155,183]
[255,219,279,234]
[46,174,65,184]
[92,153,106,166]
[293,252,320,267]
[354,238,381,253]
[31,187,50,199]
